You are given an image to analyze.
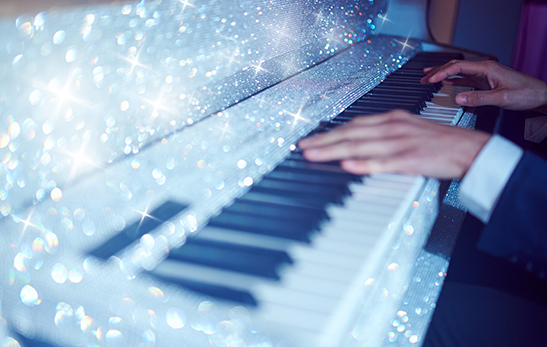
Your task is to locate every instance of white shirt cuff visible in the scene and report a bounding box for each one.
[459,135,523,223]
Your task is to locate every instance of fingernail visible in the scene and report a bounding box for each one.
[457,94,467,104]
[298,139,310,147]
[423,67,432,73]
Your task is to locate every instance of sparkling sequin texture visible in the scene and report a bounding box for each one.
[0,1,445,346]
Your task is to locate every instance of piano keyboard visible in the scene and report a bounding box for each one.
[87,52,468,345]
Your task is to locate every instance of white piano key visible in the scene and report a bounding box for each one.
[288,258,360,283]
[288,244,363,269]
[291,237,374,259]
[258,302,331,333]
[318,225,384,245]
[344,193,403,207]
[151,259,268,291]
[275,272,349,297]
[368,173,421,183]
[196,226,298,252]
[360,178,416,191]
[253,284,340,314]
[348,184,411,198]
[324,210,389,228]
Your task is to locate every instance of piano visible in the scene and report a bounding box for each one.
[0,1,494,346]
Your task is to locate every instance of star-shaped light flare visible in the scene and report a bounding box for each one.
[377,12,393,30]
[14,208,39,244]
[30,71,94,122]
[178,0,196,13]
[132,204,163,232]
[57,132,104,186]
[215,122,236,139]
[119,45,152,75]
[324,28,345,48]
[250,60,268,77]
[20,209,37,235]
[320,91,331,100]
[253,94,269,107]
[222,50,241,68]
[286,104,312,133]
[140,91,181,127]
[395,34,414,54]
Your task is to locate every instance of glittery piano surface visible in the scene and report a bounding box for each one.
[0,1,436,346]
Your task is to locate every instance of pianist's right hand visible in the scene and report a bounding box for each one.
[420,59,547,114]
[299,110,491,179]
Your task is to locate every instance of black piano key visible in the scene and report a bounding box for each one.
[287,152,346,168]
[384,76,425,83]
[267,167,356,186]
[167,238,292,279]
[88,200,189,260]
[348,103,421,114]
[239,190,329,210]
[260,175,350,193]
[279,159,355,175]
[370,85,434,98]
[250,186,344,207]
[224,199,329,222]
[408,52,464,65]
[252,179,349,205]
[351,99,423,109]
[331,115,359,122]
[365,89,432,100]
[207,211,316,241]
[378,80,438,93]
[151,275,258,306]
[358,94,427,108]
[343,107,413,115]
[390,71,427,77]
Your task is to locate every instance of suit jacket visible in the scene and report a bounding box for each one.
[477,151,547,276]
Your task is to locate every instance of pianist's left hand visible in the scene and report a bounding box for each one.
[298,110,491,179]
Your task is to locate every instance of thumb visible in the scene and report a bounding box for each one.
[455,90,503,107]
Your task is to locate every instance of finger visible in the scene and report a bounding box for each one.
[348,109,414,126]
[303,137,406,162]
[340,157,410,175]
[298,125,368,149]
[298,112,404,149]
[421,64,448,79]
[420,62,458,84]
[299,115,412,150]
[298,110,417,152]
[421,60,488,84]
[455,90,504,107]
[441,77,479,88]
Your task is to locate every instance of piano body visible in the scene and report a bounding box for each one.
[0,1,493,346]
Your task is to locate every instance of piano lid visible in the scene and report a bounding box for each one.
[0,0,389,209]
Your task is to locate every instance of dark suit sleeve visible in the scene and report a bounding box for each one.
[476,151,547,274]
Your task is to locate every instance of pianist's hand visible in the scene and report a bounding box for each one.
[298,110,490,179]
[420,60,547,114]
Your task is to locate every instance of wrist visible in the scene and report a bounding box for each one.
[533,81,547,115]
